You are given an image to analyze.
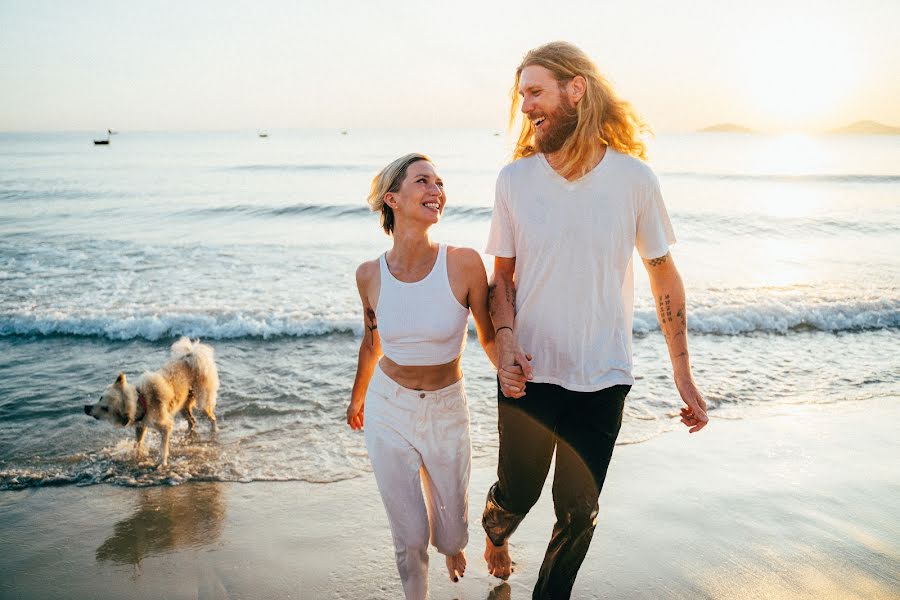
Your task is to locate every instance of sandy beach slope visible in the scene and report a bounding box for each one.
[1,397,897,599]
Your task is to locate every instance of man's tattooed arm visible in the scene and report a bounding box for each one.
[642,251,708,430]
[488,266,517,328]
[644,252,691,372]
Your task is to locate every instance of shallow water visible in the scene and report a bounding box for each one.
[1,129,898,489]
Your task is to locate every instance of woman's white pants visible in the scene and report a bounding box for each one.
[364,364,471,600]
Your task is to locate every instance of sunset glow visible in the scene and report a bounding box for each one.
[0,1,897,133]
[739,21,859,128]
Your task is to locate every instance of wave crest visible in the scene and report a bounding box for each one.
[1,297,897,341]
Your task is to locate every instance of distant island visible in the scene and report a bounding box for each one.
[698,123,756,134]
[827,120,900,135]
[696,120,900,135]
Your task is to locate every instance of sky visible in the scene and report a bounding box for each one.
[1,0,898,133]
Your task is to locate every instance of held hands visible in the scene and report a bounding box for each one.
[347,397,365,430]
[496,329,533,399]
[675,377,708,433]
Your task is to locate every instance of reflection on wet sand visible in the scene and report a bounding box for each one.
[95,483,226,565]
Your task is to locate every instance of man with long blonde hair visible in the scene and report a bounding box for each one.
[483,41,708,598]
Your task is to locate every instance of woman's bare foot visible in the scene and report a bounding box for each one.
[445,550,467,582]
[484,535,513,579]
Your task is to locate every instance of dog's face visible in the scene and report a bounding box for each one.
[84,372,131,427]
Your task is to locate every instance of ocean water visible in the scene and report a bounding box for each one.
[1,129,898,489]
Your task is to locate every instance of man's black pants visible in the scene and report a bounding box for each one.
[483,381,630,600]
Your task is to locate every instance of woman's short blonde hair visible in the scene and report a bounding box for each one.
[367,153,432,235]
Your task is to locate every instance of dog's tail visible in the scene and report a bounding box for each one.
[170,336,195,358]
[171,336,220,413]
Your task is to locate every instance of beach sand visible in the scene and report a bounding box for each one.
[2,397,898,600]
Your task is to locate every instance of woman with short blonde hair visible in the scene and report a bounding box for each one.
[348,153,498,600]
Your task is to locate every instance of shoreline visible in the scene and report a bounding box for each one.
[2,397,898,599]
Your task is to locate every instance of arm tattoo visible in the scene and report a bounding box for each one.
[648,254,668,267]
[657,294,673,324]
[489,281,516,317]
[365,308,377,347]
[672,306,686,340]
[487,283,497,317]
[658,298,689,347]
[505,284,516,308]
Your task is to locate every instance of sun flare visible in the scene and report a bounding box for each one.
[740,21,857,128]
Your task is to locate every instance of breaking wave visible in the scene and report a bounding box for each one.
[2,297,897,341]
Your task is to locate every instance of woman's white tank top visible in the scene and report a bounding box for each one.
[375,244,469,366]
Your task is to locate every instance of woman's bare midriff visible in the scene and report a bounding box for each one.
[379,355,463,391]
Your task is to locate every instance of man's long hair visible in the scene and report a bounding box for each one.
[510,42,650,177]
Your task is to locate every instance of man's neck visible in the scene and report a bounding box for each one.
[545,145,607,181]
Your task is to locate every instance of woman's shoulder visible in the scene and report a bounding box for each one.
[446,246,486,275]
[355,258,381,285]
[446,245,482,263]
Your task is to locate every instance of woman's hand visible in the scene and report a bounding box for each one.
[347,397,365,430]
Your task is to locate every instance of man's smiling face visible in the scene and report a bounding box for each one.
[518,65,578,155]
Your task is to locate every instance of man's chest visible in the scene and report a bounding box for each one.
[510,191,636,257]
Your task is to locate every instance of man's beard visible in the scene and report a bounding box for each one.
[534,97,578,154]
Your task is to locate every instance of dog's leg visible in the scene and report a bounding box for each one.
[206,408,219,431]
[135,425,147,457]
[204,404,218,432]
[181,404,196,432]
[199,387,218,432]
[159,425,172,466]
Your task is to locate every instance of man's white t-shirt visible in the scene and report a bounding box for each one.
[485,149,676,392]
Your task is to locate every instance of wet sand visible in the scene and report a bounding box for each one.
[1,397,898,599]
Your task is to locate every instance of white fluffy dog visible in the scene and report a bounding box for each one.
[84,337,219,466]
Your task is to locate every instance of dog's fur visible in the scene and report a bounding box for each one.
[84,337,219,466]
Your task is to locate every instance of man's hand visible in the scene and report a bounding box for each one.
[675,377,708,433]
[496,329,533,399]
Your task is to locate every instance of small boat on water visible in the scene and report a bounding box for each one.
[93,129,116,145]
[258,130,268,138]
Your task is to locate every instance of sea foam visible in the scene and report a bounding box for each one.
[2,296,897,341]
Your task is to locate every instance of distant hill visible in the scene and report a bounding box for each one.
[828,120,900,135]
[698,123,756,134]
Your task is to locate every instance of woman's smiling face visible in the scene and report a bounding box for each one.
[388,160,446,227]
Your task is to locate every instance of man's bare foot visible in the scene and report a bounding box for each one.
[445,551,466,582]
[484,535,513,579]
